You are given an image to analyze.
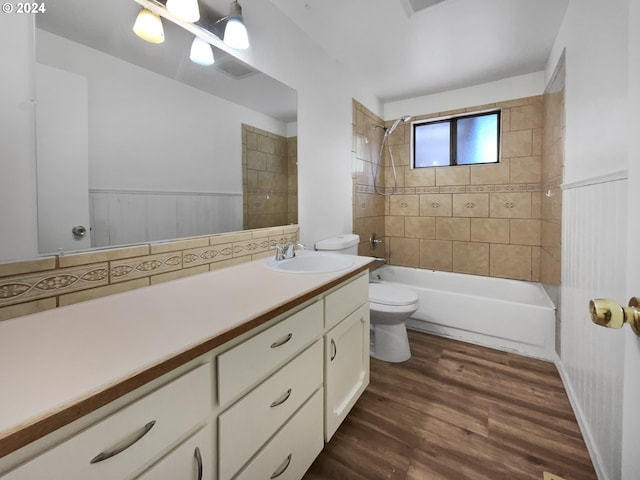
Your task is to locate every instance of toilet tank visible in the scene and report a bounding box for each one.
[315,234,360,255]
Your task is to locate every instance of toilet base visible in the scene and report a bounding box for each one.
[370,322,411,363]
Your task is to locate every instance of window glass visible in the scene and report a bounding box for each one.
[456,114,499,165]
[414,121,450,168]
[412,110,500,168]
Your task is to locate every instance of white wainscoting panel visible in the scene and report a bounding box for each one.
[561,177,628,480]
[90,190,243,248]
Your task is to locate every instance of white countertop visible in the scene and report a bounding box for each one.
[0,255,373,457]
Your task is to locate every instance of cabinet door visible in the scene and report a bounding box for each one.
[324,303,370,441]
[135,424,214,480]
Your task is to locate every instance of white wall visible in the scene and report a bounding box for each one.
[0,15,38,261]
[549,1,632,479]
[384,71,546,120]
[37,30,286,195]
[546,0,629,185]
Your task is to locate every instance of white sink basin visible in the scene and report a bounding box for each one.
[264,251,354,274]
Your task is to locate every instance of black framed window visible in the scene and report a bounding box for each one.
[412,110,501,168]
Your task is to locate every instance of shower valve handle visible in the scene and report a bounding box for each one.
[369,233,383,250]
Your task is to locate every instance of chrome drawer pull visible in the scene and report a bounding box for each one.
[270,453,292,479]
[194,446,203,480]
[270,333,293,348]
[270,388,292,407]
[330,338,337,361]
[90,420,156,464]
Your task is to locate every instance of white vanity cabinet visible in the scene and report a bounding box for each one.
[217,271,370,479]
[323,273,370,441]
[0,265,373,480]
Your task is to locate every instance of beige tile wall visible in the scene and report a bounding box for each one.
[352,100,386,256]
[242,125,298,229]
[0,225,299,321]
[353,96,548,282]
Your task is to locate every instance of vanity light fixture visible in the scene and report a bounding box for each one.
[133,8,165,44]
[190,36,215,66]
[223,0,249,50]
[166,0,200,23]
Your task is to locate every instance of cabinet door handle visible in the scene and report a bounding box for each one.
[270,333,293,348]
[330,338,337,361]
[270,388,292,407]
[270,453,292,479]
[194,446,203,480]
[89,420,156,464]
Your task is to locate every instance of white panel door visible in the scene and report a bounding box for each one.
[35,63,90,254]
[622,2,640,477]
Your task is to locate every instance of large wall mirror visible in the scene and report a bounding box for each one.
[29,0,297,258]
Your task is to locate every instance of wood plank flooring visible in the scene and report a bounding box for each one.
[304,330,597,480]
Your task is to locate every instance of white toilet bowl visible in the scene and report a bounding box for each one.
[369,283,419,363]
[314,233,419,363]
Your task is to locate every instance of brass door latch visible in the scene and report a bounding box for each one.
[589,297,640,336]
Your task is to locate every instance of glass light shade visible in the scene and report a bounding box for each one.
[224,17,249,49]
[190,37,215,66]
[167,0,200,23]
[133,8,165,44]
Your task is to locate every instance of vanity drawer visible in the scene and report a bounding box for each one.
[233,388,324,480]
[134,424,214,480]
[324,271,368,330]
[4,363,212,480]
[218,340,322,480]
[217,300,323,407]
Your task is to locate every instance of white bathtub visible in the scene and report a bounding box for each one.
[369,265,557,360]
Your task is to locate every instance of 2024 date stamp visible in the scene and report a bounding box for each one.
[2,2,46,13]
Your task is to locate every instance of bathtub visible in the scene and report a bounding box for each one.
[369,265,557,360]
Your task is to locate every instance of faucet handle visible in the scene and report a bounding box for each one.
[272,242,286,261]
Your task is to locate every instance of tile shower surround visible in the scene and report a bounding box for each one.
[353,94,562,283]
[0,225,299,321]
[242,124,298,230]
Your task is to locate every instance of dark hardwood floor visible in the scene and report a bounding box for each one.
[304,330,597,480]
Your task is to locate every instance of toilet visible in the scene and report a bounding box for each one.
[315,234,419,363]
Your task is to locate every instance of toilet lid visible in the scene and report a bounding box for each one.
[369,283,418,306]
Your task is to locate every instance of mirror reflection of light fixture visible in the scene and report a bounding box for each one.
[223,1,249,50]
[132,0,250,61]
[166,0,200,23]
[133,8,165,44]
[190,36,215,66]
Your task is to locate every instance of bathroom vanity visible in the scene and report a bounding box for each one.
[0,255,374,479]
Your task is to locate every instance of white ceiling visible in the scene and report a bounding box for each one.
[270,0,569,102]
[37,0,569,121]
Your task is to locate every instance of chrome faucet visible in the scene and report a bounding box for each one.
[273,241,305,261]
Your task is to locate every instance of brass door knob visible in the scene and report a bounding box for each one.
[589,297,640,336]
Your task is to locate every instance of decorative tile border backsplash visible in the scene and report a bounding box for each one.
[0,225,299,321]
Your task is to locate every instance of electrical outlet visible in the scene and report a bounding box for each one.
[543,472,568,480]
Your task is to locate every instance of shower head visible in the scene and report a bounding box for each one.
[386,115,412,136]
